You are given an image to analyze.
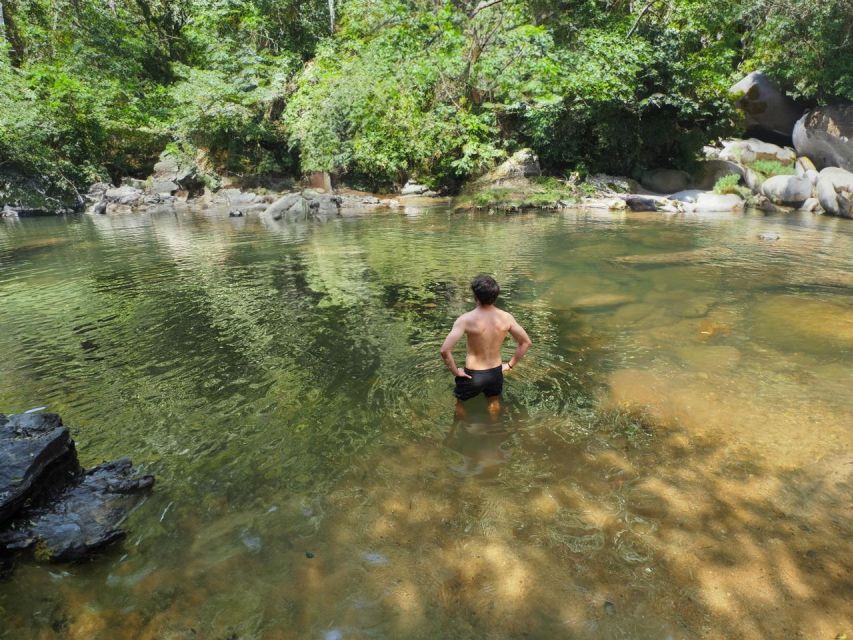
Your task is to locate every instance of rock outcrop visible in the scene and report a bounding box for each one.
[0,412,153,564]
[793,104,853,172]
[730,72,803,142]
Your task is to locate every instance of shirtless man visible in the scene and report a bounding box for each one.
[440,275,532,416]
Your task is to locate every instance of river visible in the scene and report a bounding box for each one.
[0,206,851,639]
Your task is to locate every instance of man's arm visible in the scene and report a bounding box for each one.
[440,316,472,378]
[505,314,532,371]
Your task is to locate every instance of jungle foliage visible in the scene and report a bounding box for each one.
[1,0,851,198]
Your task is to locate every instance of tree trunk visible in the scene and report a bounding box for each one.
[328,0,335,32]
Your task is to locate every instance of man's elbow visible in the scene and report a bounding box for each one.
[524,338,533,348]
[439,347,450,358]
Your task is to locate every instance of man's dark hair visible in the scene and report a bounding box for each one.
[471,275,500,305]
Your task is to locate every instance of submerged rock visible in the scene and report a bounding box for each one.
[0,412,153,564]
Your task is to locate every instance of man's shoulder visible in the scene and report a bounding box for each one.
[497,308,515,322]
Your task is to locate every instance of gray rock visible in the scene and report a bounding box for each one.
[795,156,817,175]
[0,413,74,524]
[641,168,691,194]
[475,149,541,184]
[150,151,206,197]
[719,139,797,164]
[262,192,342,222]
[401,181,431,196]
[793,104,853,171]
[0,458,154,562]
[799,197,821,213]
[104,185,144,206]
[151,180,180,196]
[0,412,154,564]
[694,192,745,212]
[730,72,803,140]
[695,160,746,190]
[761,174,813,206]
[586,174,640,194]
[85,182,111,202]
[816,167,853,218]
[668,189,704,203]
[759,232,781,240]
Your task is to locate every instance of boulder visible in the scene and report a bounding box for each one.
[0,413,75,524]
[668,189,704,203]
[815,167,853,218]
[792,104,853,171]
[641,168,691,194]
[729,72,803,141]
[104,185,145,206]
[800,197,821,213]
[262,191,342,222]
[695,160,746,190]
[401,181,434,196]
[795,157,820,185]
[719,138,797,164]
[761,174,813,206]
[0,458,154,562]
[694,192,745,212]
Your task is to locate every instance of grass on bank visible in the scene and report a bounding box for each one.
[457,176,582,211]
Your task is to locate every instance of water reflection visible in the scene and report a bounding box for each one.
[445,399,514,478]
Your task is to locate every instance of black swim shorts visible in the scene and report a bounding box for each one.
[454,365,503,401]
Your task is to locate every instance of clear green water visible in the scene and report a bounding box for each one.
[0,207,851,639]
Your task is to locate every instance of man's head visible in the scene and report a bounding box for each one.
[471,275,500,305]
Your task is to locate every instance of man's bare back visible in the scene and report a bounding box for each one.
[440,276,532,413]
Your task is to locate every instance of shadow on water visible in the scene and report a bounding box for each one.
[285,404,851,640]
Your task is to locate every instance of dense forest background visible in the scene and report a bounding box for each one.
[1,0,852,198]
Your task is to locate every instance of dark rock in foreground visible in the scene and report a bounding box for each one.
[0,413,76,523]
[0,412,153,564]
[1,458,154,561]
